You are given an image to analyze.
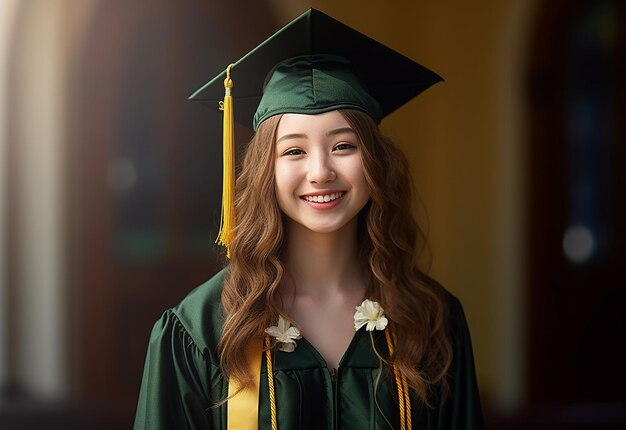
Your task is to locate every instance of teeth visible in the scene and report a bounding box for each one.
[303,192,344,203]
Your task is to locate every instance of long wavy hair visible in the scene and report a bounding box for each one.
[218,110,452,405]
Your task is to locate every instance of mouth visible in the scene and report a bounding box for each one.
[301,191,346,203]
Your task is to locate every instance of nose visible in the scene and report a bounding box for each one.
[307,151,336,184]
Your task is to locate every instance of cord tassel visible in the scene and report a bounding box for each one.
[216,64,235,257]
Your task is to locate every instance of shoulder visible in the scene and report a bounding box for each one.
[443,290,465,324]
[421,281,475,358]
[438,288,472,341]
[438,289,479,378]
[154,268,228,365]
[435,290,485,426]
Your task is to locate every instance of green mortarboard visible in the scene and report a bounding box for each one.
[190,8,442,255]
[189,8,442,130]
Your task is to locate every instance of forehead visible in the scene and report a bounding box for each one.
[276,111,353,140]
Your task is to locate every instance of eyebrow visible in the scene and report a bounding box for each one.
[326,127,355,137]
[276,127,355,144]
[276,133,306,144]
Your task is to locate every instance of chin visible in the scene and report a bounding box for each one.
[290,218,356,235]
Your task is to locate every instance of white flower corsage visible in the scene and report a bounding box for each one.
[265,315,302,352]
[354,299,388,331]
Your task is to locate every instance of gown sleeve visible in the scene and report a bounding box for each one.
[133,309,222,430]
[432,296,485,429]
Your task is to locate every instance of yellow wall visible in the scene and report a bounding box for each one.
[267,0,536,408]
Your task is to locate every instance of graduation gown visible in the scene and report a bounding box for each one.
[133,269,484,429]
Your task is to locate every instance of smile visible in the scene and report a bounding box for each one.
[301,192,345,203]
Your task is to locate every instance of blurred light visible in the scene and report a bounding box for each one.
[106,156,137,192]
[563,224,595,264]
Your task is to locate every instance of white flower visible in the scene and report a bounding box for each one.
[265,315,302,352]
[354,299,388,331]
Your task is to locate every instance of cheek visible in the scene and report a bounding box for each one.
[346,160,369,192]
[274,161,296,203]
[274,161,287,189]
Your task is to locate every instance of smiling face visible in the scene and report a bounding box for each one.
[274,111,371,235]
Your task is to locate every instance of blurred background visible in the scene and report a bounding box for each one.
[0,0,624,428]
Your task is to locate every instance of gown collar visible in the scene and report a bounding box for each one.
[273,327,385,371]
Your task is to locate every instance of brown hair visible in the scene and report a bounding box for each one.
[218,110,452,404]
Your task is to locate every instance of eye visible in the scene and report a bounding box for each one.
[333,142,357,151]
[283,148,305,156]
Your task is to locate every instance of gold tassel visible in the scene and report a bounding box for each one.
[216,64,235,258]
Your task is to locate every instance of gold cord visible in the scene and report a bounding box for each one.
[264,329,410,430]
[386,329,412,430]
[402,373,412,428]
[265,335,278,430]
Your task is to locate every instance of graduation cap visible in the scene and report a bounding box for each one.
[189,8,442,255]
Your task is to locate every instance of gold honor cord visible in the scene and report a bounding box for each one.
[233,332,411,429]
[386,329,413,430]
[265,336,278,430]
[227,336,263,429]
[217,64,235,258]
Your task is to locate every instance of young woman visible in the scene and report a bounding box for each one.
[134,8,483,430]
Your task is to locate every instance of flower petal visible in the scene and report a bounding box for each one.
[265,326,282,337]
[354,299,387,332]
[277,315,290,332]
[278,342,295,352]
[266,315,301,353]
[285,326,302,339]
[354,319,367,331]
[375,316,388,331]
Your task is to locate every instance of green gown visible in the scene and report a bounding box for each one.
[133,269,484,429]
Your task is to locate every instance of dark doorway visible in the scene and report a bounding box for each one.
[526,0,626,428]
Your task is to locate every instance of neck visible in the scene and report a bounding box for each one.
[282,218,365,299]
